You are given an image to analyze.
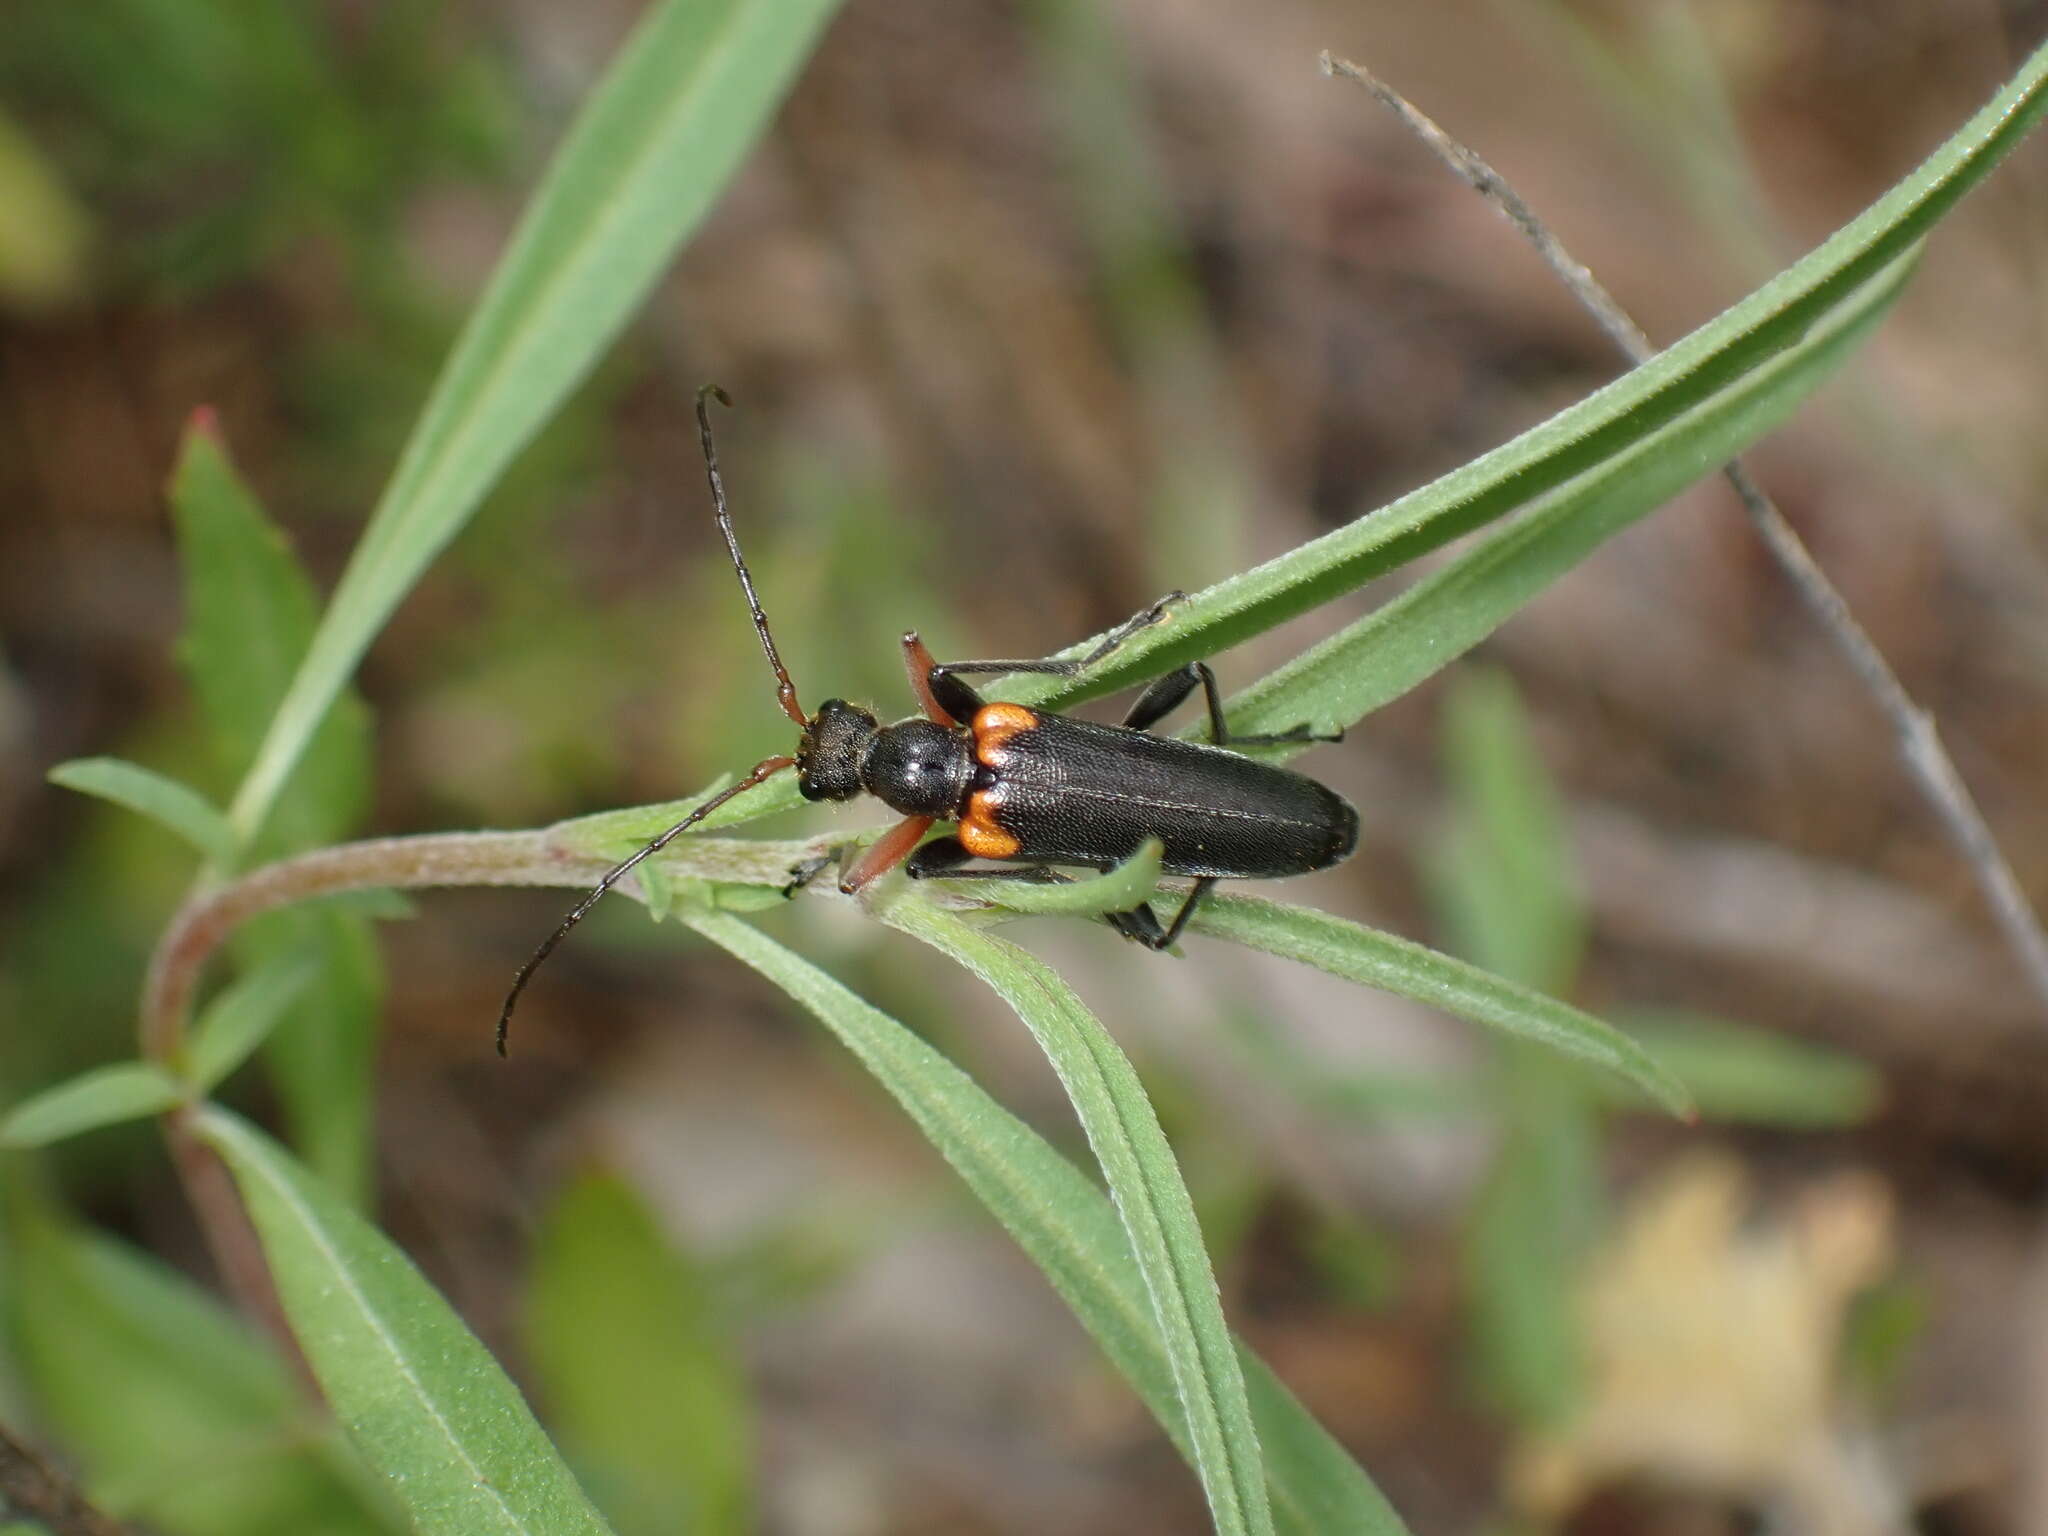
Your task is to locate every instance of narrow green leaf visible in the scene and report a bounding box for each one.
[1614,1011,1882,1128]
[0,106,92,310]
[1428,673,1603,1429]
[1237,1355,1405,1535]
[1218,248,1916,747]
[193,1108,616,1536]
[1432,670,1584,994]
[702,45,2048,838]
[235,908,384,1211]
[524,1171,753,1536]
[46,756,235,863]
[1010,42,2048,715]
[1465,1049,1599,1429]
[709,882,794,914]
[226,0,843,848]
[685,913,1406,1536]
[185,948,320,1093]
[1192,894,1690,1117]
[880,898,1273,1536]
[968,837,1165,918]
[634,860,677,922]
[170,414,371,865]
[2,1190,397,1534]
[0,1064,184,1149]
[172,414,384,1205]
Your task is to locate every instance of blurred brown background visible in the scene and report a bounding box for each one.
[5,0,2048,1530]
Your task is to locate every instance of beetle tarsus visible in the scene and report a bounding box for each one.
[781,846,849,898]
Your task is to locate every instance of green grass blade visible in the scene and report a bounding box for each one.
[1613,1011,1882,1127]
[1430,669,1585,994]
[1430,671,1605,1430]
[46,756,235,864]
[170,408,385,1204]
[226,0,842,848]
[2,1192,396,1534]
[171,413,372,865]
[233,908,385,1210]
[264,974,383,1200]
[1236,1352,1403,1536]
[1192,894,1690,1117]
[193,1107,616,1536]
[0,1063,185,1149]
[523,1172,753,1536]
[685,912,1406,1535]
[1465,1051,1599,1428]
[880,899,1273,1536]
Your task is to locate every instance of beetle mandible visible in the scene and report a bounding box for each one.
[496,387,1357,1053]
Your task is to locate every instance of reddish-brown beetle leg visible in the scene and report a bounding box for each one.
[900,633,957,727]
[839,815,937,894]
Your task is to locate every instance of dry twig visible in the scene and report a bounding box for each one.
[1322,49,2048,1020]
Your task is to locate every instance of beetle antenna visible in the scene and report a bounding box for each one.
[697,385,806,728]
[496,752,797,1055]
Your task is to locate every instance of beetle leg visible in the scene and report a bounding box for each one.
[1230,722,1346,746]
[1157,877,1216,946]
[913,866,1179,952]
[908,838,1209,955]
[1119,664,1203,733]
[1106,903,1167,945]
[839,815,937,894]
[1123,661,1341,746]
[1123,876,1217,951]
[1070,589,1186,667]
[1105,877,1215,950]
[902,834,973,878]
[910,865,1074,885]
[1198,664,1231,743]
[902,632,980,726]
[1120,660,1233,744]
[781,845,851,897]
[924,590,1186,694]
[904,836,1067,884]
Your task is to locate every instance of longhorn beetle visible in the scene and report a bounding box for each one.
[496,387,1357,1054]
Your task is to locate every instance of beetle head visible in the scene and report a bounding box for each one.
[796,699,879,801]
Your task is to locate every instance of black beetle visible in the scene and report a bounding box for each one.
[496,388,1356,1052]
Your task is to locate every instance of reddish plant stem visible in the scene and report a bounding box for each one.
[140,831,570,1389]
[163,1103,320,1397]
[141,831,563,1064]
[138,823,822,1386]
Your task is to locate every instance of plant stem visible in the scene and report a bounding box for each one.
[137,823,832,1381]
[144,832,553,1065]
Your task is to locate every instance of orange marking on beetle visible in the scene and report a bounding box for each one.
[959,788,1021,859]
[972,703,1039,767]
